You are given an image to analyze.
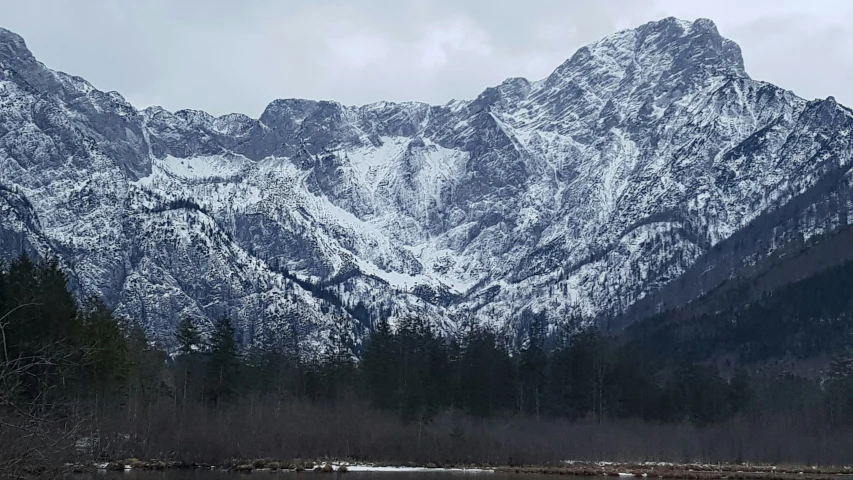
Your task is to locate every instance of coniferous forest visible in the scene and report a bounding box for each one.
[5,255,853,477]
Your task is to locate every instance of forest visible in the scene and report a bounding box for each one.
[4,254,853,478]
[623,247,853,364]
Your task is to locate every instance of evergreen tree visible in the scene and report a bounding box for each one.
[78,298,129,398]
[3,254,79,363]
[362,317,397,410]
[318,313,356,400]
[206,316,240,403]
[124,322,166,421]
[826,345,853,423]
[454,324,515,417]
[176,316,202,356]
[1,254,82,401]
[245,317,301,396]
[518,310,547,416]
[393,316,449,421]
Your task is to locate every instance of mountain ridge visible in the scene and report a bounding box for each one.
[2,17,853,353]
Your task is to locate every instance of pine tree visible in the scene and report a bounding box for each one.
[1,254,83,401]
[78,297,129,397]
[176,317,202,356]
[828,346,853,382]
[362,317,397,410]
[518,310,547,417]
[206,316,240,403]
[319,313,356,400]
[245,316,301,396]
[826,344,853,423]
[454,324,515,417]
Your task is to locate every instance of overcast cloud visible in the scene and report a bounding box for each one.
[1,0,851,116]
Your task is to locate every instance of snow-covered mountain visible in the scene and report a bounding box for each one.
[3,17,853,351]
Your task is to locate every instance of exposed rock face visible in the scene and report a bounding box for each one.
[2,17,853,351]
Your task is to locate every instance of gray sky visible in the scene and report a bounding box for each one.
[1,0,851,116]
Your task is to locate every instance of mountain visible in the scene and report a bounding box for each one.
[3,17,853,353]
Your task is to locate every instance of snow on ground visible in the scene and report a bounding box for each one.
[341,136,409,193]
[333,464,494,473]
[153,154,248,180]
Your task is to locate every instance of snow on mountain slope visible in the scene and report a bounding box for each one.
[3,17,853,349]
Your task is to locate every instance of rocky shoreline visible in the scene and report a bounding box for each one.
[85,458,494,474]
[496,463,853,479]
[70,459,853,479]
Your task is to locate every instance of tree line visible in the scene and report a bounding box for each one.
[5,254,853,473]
[165,308,761,427]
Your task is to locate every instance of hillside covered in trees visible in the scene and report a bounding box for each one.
[622,226,853,367]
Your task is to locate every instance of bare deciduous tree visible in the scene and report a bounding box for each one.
[0,305,87,480]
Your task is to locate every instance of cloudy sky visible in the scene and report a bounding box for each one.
[1,0,850,116]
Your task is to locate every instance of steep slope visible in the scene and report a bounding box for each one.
[3,17,853,349]
[622,223,853,366]
[0,184,53,260]
[0,27,366,352]
[617,129,853,327]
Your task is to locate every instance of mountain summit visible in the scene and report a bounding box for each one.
[2,18,853,352]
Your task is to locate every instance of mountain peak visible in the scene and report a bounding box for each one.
[549,17,746,89]
[635,17,745,77]
[638,17,721,39]
[0,26,36,65]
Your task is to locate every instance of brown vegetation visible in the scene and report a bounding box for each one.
[76,396,853,468]
[0,342,87,479]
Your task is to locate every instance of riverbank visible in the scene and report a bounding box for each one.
[88,459,495,474]
[79,459,853,479]
[496,462,853,479]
